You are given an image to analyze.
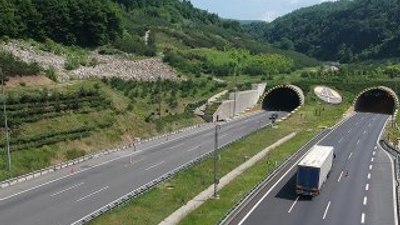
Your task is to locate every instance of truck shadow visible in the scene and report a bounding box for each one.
[274,174,312,201]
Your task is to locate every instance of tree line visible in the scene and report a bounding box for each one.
[0,0,123,47]
[244,0,400,62]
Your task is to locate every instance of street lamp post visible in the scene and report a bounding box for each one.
[213,123,221,198]
[0,68,11,171]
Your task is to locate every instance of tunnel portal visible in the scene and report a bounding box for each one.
[355,87,398,115]
[262,85,304,112]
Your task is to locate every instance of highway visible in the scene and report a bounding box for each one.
[0,111,287,225]
[225,113,397,225]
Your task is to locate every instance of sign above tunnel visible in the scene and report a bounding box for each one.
[314,86,342,104]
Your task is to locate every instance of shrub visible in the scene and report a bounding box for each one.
[64,149,86,160]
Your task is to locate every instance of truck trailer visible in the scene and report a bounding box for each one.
[296,145,334,196]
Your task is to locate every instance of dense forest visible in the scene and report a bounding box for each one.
[245,0,400,62]
[0,0,318,68]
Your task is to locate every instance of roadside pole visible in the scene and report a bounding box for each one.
[213,123,221,198]
[0,68,11,172]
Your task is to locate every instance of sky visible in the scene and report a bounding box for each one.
[189,0,337,22]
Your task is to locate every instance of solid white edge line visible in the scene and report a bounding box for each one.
[76,186,109,202]
[145,161,165,171]
[379,118,399,225]
[288,196,300,213]
[236,114,356,225]
[322,201,331,220]
[50,182,84,197]
[0,113,268,201]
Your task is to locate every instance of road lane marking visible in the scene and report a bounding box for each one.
[338,171,344,182]
[363,196,368,206]
[361,213,366,224]
[173,143,185,148]
[367,173,371,179]
[51,182,84,197]
[365,184,369,191]
[357,139,360,145]
[371,157,374,162]
[373,151,376,156]
[235,114,356,225]
[287,196,299,213]
[0,112,278,202]
[322,201,331,220]
[374,146,377,150]
[339,137,343,143]
[145,161,165,171]
[76,186,109,202]
[369,165,373,170]
[220,133,229,138]
[187,146,201,152]
[348,129,352,133]
[124,158,144,168]
[348,152,353,160]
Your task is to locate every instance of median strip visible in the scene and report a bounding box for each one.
[158,133,297,225]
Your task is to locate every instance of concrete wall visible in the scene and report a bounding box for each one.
[229,90,259,114]
[213,100,234,122]
[212,83,267,122]
[252,83,267,98]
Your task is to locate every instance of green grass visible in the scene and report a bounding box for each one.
[88,94,349,225]
[0,78,222,181]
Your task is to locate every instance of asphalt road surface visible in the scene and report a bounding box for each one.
[0,111,287,225]
[226,113,397,225]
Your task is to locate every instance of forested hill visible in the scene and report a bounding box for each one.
[0,0,318,67]
[244,0,400,62]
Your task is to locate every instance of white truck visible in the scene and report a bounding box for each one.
[296,145,334,196]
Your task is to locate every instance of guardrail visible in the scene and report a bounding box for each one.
[379,137,400,222]
[0,123,211,189]
[0,109,271,189]
[71,112,280,225]
[216,129,329,225]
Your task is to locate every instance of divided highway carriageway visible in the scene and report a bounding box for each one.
[0,111,286,225]
[223,112,398,225]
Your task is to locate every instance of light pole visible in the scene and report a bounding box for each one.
[213,123,221,198]
[0,68,11,172]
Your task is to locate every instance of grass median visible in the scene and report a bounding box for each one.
[89,96,349,225]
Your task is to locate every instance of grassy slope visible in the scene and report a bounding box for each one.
[0,78,220,180]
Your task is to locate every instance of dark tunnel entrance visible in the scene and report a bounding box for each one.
[355,89,396,114]
[262,88,301,112]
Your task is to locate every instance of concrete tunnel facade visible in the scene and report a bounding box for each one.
[354,86,399,115]
[261,85,305,112]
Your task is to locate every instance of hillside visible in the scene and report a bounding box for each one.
[245,0,400,62]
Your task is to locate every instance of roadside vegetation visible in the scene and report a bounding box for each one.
[88,89,351,225]
[0,77,227,180]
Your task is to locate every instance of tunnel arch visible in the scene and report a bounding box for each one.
[354,86,399,115]
[261,85,305,112]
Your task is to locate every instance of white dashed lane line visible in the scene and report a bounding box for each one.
[288,196,299,213]
[322,201,331,220]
